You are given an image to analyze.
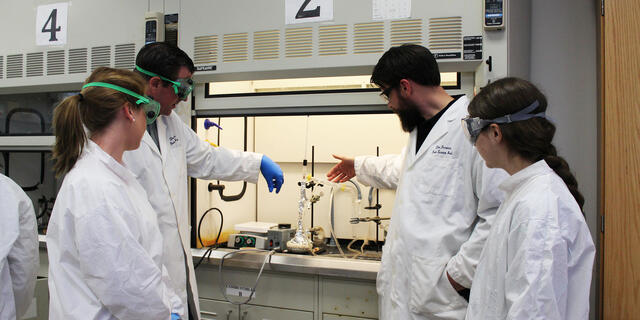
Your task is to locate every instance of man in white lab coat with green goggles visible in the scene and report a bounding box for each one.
[327,44,507,319]
[123,42,284,320]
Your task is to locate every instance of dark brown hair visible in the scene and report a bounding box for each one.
[371,44,440,89]
[52,67,146,177]
[468,77,584,210]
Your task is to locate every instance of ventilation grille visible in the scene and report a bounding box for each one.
[6,54,23,78]
[68,48,88,74]
[91,46,111,71]
[319,25,348,56]
[254,30,279,60]
[223,33,248,62]
[354,22,384,54]
[26,52,44,77]
[47,50,65,75]
[428,17,462,50]
[391,19,423,47]
[285,27,313,58]
[0,56,3,79]
[114,43,135,69]
[194,35,218,64]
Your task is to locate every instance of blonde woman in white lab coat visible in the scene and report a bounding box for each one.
[462,77,595,319]
[47,67,183,320]
[0,173,38,320]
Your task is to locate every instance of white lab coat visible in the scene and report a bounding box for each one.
[122,112,262,319]
[0,174,38,320]
[466,160,595,320]
[355,96,506,320]
[47,140,183,320]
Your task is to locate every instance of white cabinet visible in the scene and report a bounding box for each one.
[321,277,378,319]
[195,264,379,320]
[241,304,313,320]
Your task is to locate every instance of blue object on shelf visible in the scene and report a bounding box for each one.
[204,119,223,130]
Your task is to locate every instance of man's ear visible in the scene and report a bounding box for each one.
[399,78,411,97]
[148,76,163,90]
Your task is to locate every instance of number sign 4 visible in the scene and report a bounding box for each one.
[36,3,68,46]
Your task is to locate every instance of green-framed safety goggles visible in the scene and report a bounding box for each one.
[135,65,194,100]
[82,82,161,125]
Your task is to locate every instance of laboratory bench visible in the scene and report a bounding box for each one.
[34,237,380,320]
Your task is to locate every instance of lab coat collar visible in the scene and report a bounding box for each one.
[85,139,139,184]
[156,115,170,164]
[412,95,469,162]
[499,160,554,194]
[141,126,161,157]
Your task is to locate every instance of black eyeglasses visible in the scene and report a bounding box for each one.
[380,85,396,101]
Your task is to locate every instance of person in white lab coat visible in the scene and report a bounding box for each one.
[462,77,595,319]
[0,173,38,320]
[122,42,284,320]
[327,44,507,319]
[47,67,184,320]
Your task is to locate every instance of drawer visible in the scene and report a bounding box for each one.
[321,276,378,319]
[196,265,316,311]
[323,314,377,320]
[241,304,313,320]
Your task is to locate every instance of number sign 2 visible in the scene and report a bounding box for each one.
[285,0,333,24]
[36,3,68,46]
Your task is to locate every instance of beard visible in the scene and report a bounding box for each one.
[394,97,424,132]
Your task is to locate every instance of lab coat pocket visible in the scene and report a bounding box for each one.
[419,157,461,197]
[409,256,467,318]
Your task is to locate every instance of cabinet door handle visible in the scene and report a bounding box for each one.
[241,310,248,320]
[226,310,233,320]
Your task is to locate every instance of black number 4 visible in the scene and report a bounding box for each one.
[296,0,321,19]
[42,9,61,41]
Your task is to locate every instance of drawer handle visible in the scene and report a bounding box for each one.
[200,311,217,317]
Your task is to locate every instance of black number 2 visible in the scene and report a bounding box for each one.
[42,9,61,41]
[296,0,321,19]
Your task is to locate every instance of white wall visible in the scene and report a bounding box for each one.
[529,1,598,318]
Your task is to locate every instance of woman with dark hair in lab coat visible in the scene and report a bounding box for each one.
[462,77,595,319]
[46,67,183,320]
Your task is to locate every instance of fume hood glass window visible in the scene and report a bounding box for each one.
[205,72,459,97]
[0,92,75,136]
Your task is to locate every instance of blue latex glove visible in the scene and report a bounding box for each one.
[171,313,180,320]
[260,155,284,193]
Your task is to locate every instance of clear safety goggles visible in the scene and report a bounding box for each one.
[462,100,546,144]
[82,82,161,125]
[135,66,194,100]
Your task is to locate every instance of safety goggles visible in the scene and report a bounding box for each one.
[82,82,161,125]
[135,66,194,100]
[462,100,546,144]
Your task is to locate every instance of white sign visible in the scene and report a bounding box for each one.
[36,3,68,46]
[285,0,333,25]
[373,0,411,21]
[225,285,255,298]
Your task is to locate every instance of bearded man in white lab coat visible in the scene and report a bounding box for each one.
[123,42,284,320]
[0,173,38,320]
[327,44,506,319]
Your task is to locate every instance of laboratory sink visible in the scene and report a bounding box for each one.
[315,245,382,261]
